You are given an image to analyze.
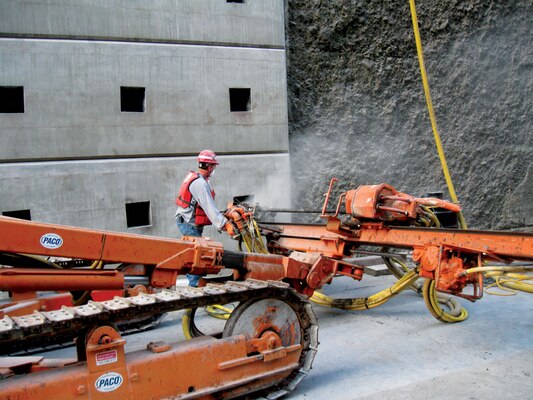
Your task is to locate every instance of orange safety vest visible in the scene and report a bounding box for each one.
[175,171,215,227]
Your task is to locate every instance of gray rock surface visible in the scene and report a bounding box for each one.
[285,0,532,230]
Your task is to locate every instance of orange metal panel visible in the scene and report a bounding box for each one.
[0,216,222,267]
[350,225,533,260]
[265,222,533,261]
[0,335,302,399]
[0,268,124,291]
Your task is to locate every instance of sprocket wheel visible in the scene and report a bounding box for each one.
[222,292,318,399]
[223,298,301,347]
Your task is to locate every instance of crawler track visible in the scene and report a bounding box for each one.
[0,279,318,398]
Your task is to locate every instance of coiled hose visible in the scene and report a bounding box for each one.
[465,266,533,295]
[312,255,467,322]
[382,252,467,322]
[422,278,469,323]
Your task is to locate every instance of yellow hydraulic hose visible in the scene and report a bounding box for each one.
[238,219,268,254]
[182,309,194,340]
[462,265,533,295]
[409,0,467,230]
[310,269,420,310]
[463,265,533,275]
[422,278,469,323]
[312,263,467,322]
[420,205,441,228]
[182,303,234,339]
[205,304,234,319]
[381,253,467,320]
[485,273,533,295]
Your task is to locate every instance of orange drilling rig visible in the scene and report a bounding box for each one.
[0,180,532,399]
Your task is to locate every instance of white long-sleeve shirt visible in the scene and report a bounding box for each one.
[175,174,227,229]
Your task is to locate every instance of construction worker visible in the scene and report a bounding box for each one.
[175,150,230,287]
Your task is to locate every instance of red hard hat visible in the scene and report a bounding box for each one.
[197,150,219,165]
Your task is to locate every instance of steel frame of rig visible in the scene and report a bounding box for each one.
[0,180,531,399]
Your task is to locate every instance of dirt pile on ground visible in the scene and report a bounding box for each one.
[285,0,532,229]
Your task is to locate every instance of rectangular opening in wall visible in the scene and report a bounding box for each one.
[229,88,251,112]
[0,86,24,113]
[2,209,31,220]
[120,86,145,112]
[125,201,151,228]
[227,0,246,3]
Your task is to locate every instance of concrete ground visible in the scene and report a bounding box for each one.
[34,274,532,399]
[287,275,533,400]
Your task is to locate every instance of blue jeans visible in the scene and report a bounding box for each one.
[177,220,204,287]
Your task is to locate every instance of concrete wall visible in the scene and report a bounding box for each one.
[0,0,285,47]
[0,154,290,248]
[0,0,290,249]
[0,39,288,161]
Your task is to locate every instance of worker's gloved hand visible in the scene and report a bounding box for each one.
[224,220,237,237]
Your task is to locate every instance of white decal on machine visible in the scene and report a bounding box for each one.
[40,233,63,249]
[95,372,123,392]
[96,350,118,366]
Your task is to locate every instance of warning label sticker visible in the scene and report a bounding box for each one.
[96,350,118,366]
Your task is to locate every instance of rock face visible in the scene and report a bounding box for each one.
[285,0,532,230]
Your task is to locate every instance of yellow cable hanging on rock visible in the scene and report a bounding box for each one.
[409,0,467,230]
